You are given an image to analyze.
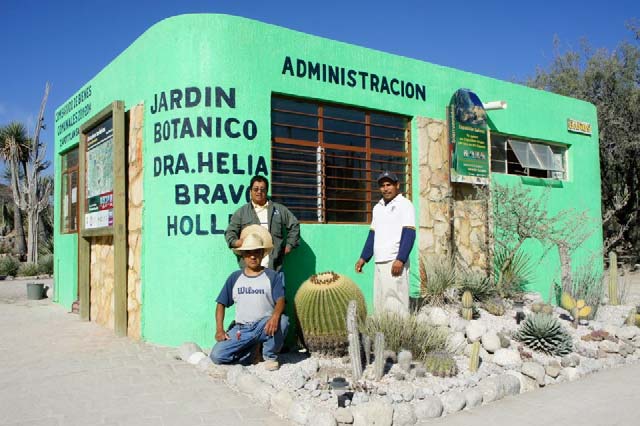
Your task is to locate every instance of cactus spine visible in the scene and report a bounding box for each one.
[469,341,480,373]
[374,332,385,380]
[424,350,458,377]
[346,300,362,381]
[560,292,592,323]
[294,272,367,356]
[608,251,619,305]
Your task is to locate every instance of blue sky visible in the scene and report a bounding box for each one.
[1,0,637,175]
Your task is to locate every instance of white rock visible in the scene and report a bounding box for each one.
[499,373,521,396]
[393,403,417,426]
[481,332,501,353]
[302,358,320,377]
[493,348,522,368]
[466,320,487,342]
[477,376,504,403]
[521,362,546,385]
[177,342,203,361]
[429,307,450,327]
[617,326,640,340]
[237,373,262,394]
[561,367,580,381]
[595,305,636,327]
[464,388,483,408]
[334,407,353,424]
[252,383,275,407]
[600,340,620,353]
[442,391,466,413]
[186,351,208,365]
[447,332,467,355]
[505,371,537,393]
[449,316,468,332]
[288,400,312,425]
[226,364,244,386]
[352,400,393,426]
[271,390,294,418]
[414,396,443,419]
[545,361,561,378]
[196,355,214,372]
[307,408,337,426]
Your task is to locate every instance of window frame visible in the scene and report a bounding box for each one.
[271,95,412,224]
[490,132,567,180]
[60,148,79,234]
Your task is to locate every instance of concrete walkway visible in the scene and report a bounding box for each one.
[0,279,288,426]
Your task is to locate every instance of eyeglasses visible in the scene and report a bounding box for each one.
[251,187,267,193]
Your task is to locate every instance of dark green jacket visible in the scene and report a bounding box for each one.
[225,201,300,270]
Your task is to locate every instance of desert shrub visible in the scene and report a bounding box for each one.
[38,254,54,275]
[568,266,604,315]
[458,269,495,302]
[0,255,20,276]
[419,255,457,306]
[360,311,448,361]
[493,247,533,298]
[17,262,39,277]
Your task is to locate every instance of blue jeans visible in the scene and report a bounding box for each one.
[210,315,289,364]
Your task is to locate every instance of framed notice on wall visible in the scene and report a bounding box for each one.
[85,116,114,229]
[448,89,489,185]
[79,101,125,237]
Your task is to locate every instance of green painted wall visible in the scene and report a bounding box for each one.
[53,14,601,348]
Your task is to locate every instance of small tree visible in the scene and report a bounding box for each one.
[6,83,52,264]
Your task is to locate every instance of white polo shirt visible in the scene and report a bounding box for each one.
[371,193,415,263]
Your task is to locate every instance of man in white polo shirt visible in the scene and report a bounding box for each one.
[355,171,416,314]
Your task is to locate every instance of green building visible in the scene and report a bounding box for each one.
[54,14,602,348]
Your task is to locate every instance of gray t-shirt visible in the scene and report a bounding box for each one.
[216,268,285,324]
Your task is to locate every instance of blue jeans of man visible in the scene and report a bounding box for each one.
[210,315,289,365]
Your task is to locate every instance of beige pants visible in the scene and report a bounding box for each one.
[374,260,410,314]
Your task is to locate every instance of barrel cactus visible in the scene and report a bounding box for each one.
[294,271,367,356]
[424,350,458,377]
[514,313,573,356]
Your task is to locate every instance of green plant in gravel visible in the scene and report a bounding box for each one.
[418,255,457,306]
[570,266,604,318]
[458,269,495,302]
[424,350,458,377]
[294,271,367,356]
[18,262,39,277]
[0,256,20,276]
[514,313,573,356]
[493,247,533,298]
[361,311,448,361]
[482,296,506,316]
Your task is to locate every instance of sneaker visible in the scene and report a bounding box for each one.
[261,359,279,371]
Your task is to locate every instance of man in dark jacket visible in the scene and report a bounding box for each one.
[225,175,300,271]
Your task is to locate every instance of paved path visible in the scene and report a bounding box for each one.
[0,279,288,426]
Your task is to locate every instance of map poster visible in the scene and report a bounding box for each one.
[85,116,114,229]
[448,89,489,185]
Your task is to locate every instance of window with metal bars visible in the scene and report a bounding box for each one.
[61,148,79,233]
[491,133,567,180]
[271,96,411,223]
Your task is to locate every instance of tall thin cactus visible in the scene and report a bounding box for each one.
[608,251,619,305]
[363,334,371,366]
[346,300,362,381]
[469,341,480,372]
[374,332,385,380]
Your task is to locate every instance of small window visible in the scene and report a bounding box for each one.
[61,148,79,233]
[491,133,566,180]
[271,96,411,223]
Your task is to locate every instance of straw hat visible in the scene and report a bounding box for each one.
[233,225,274,255]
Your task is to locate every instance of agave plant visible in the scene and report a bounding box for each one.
[419,255,457,306]
[514,313,573,356]
[458,269,496,302]
[493,247,533,298]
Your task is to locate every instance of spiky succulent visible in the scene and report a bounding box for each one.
[424,350,458,377]
[514,313,573,356]
[295,271,366,356]
[482,297,506,316]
